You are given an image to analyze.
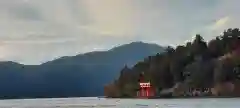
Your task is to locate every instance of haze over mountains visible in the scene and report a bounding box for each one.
[0,42,165,98]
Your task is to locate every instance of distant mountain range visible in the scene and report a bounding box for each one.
[0,42,165,98]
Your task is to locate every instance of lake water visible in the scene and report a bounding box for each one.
[0,97,239,108]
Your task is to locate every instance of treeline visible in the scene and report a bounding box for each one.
[104,28,240,97]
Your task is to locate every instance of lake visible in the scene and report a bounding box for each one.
[0,97,239,108]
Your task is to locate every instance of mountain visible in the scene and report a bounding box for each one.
[0,41,165,98]
[43,41,163,66]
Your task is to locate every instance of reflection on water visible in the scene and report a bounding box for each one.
[0,97,239,108]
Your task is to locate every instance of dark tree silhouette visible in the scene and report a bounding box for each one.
[105,28,240,97]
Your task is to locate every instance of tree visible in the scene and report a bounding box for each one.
[191,34,208,56]
[220,28,240,53]
[105,28,240,98]
[208,37,224,58]
[166,46,175,55]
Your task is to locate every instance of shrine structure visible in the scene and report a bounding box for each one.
[136,72,156,98]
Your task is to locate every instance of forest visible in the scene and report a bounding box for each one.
[104,28,240,98]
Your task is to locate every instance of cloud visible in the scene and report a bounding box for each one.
[189,0,240,41]
[190,16,231,42]
[79,0,136,37]
[8,4,43,21]
[209,16,230,30]
[0,0,240,64]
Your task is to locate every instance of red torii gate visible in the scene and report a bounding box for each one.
[137,72,155,98]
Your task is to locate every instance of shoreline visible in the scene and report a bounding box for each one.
[106,96,240,99]
[0,95,239,100]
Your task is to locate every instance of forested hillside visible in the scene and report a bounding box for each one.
[104,28,240,98]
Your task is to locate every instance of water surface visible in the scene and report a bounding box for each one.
[0,97,239,108]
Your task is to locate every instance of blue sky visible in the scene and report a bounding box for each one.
[0,0,239,64]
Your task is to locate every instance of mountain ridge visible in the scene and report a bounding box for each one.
[0,41,163,65]
[0,41,165,98]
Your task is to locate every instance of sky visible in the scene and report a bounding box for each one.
[0,0,239,65]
